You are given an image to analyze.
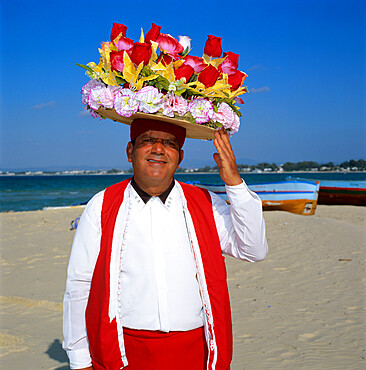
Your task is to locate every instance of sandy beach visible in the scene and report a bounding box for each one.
[1,205,365,369]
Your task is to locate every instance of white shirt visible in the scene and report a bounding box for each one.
[63,180,268,369]
[121,185,203,332]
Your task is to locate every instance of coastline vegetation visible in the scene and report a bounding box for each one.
[1,159,365,176]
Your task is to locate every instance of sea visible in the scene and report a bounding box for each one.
[1,172,365,212]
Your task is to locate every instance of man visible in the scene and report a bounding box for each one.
[63,119,268,370]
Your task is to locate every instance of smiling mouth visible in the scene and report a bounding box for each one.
[147,159,166,164]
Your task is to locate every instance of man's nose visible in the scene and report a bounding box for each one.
[151,140,165,153]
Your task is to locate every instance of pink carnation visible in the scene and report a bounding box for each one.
[162,93,188,117]
[135,86,164,114]
[230,113,240,135]
[88,85,120,110]
[188,98,215,124]
[213,102,235,127]
[213,102,240,135]
[81,79,105,105]
[114,89,139,117]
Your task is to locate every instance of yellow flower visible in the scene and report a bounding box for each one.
[123,53,158,90]
[150,60,176,83]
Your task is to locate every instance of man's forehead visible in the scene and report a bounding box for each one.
[138,130,179,142]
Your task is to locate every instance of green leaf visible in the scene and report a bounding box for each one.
[184,88,204,98]
[158,78,170,91]
[174,88,186,96]
[189,115,197,125]
[115,76,126,85]
[141,66,153,77]
[76,63,94,74]
[188,74,198,83]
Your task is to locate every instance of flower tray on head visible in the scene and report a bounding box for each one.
[80,22,248,139]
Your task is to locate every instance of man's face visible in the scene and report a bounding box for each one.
[126,130,184,188]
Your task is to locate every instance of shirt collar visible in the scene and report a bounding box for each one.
[131,178,175,204]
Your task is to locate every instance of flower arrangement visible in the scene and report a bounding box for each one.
[80,22,248,136]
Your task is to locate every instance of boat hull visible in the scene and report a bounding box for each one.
[286,179,366,206]
[194,181,319,216]
[261,199,317,215]
[318,187,366,205]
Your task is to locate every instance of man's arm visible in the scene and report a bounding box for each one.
[212,128,268,261]
[62,191,104,369]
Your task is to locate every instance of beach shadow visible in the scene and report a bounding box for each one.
[45,339,69,367]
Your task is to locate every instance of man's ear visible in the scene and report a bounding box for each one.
[177,149,184,168]
[126,142,133,163]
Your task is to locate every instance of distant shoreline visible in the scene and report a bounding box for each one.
[1,170,366,177]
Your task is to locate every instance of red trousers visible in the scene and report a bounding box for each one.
[123,326,208,370]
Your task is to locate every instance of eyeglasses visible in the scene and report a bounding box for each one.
[137,136,180,150]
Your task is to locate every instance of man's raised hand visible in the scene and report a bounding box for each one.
[213,128,242,186]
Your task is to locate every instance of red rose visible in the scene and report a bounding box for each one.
[198,64,222,88]
[219,51,239,75]
[183,55,206,73]
[157,33,184,57]
[117,37,134,51]
[110,50,125,72]
[129,42,152,66]
[204,35,222,57]
[223,52,239,68]
[174,64,194,82]
[111,23,127,41]
[145,23,161,44]
[228,70,247,90]
[157,54,174,66]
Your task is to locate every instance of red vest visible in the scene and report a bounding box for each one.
[85,179,232,369]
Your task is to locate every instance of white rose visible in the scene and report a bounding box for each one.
[179,35,191,54]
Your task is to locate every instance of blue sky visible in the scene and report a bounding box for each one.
[1,0,364,170]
